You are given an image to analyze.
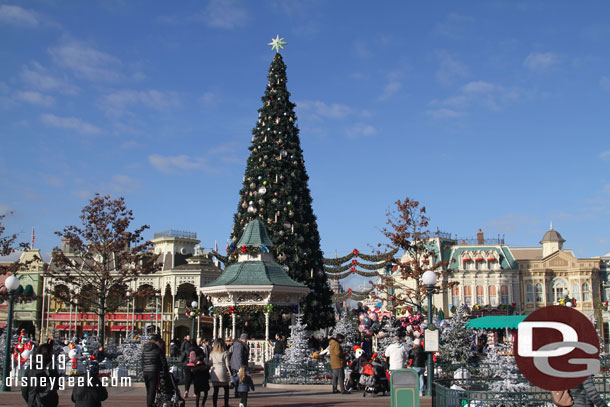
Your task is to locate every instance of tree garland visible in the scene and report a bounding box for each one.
[325,268,381,279]
[332,288,373,303]
[323,263,352,273]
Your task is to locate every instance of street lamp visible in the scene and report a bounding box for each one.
[421,270,437,398]
[126,289,131,340]
[1,275,21,392]
[190,301,198,338]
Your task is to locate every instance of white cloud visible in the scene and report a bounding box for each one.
[435,50,470,85]
[461,81,498,94]
[199,0,248,29]
[13,91,54,107]
[20,62,79,95]
[346,123,377,138]
[106,174,140,194]
[49,41,123,82]
[378,71,404,101]
[434,13,474,39]
[296,100,351,120]
[43,175,64,187]
[426,108,464,119]
[600,150,610,160]
[200,91,218,107]
[148,154,210,173]
[40,114,102,135]
[523,52,559,71]
[101,89,181,117]
[600,76,610,91]
[353,40,372,58]
[0,5,38,27]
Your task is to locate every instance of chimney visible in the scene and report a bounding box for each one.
[477,229,484,245]
[61,238,72,253]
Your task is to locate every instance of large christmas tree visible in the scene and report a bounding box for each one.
[230,40,334,330]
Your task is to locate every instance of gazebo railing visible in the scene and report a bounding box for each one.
[248,340,273,368]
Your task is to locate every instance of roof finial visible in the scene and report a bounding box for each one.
[550,221,553,230]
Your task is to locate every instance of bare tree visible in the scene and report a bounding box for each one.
[374,197,455,310]
[45,194,159,345]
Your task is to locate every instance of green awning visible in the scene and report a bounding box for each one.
[466,315,526,330]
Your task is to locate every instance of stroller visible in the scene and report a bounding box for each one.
[360,354,389,397]
[155,367,185,407]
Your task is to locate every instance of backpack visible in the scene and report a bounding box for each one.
[360,362,374,376]
[551,390,573,407]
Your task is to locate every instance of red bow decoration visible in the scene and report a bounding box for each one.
[353,249,359,256]
[347,288,352,298]
[351,259,358,266]
[350,267,356,273]
[240,245,247,253]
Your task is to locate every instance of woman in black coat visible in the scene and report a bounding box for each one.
[21,344,60,407]
[71,361,108,407]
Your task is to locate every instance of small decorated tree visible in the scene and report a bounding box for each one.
[116,333,150,381]
[333,313,360,356]
[284,314,311,366]
[439,305,474,367]
[481,342,529,405]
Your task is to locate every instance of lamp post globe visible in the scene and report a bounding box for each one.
[422,270,437,287]
[1,275,20,392]
[191,301,198,309]
[5,275,20,291]
[190,301,198,338]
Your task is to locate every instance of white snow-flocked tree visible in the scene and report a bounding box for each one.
[481,342,529,406]
[284,314,311,366]
[116,333,150,380]
[439,305,474,366]
[376,318,399,355]
[333,314,360,356]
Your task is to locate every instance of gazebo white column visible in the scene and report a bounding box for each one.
[219,315,223,339]
[264,312,270,341]
[231,313,236,339]
[213,314,217,339]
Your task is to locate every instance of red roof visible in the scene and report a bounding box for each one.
[82,325,96,331]
[110,325,128,331]
[55,325,77,330]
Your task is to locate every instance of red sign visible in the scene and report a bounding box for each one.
[514,306,600,390]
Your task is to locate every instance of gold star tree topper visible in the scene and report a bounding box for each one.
[268,35,287,53]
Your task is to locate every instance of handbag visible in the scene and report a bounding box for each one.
[551,390,573,407]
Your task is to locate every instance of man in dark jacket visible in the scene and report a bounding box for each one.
[71,360,108,407]
[273,333,286,360]
[230,333,250,397]
[21,343,60,407]
[568,375,607,407]
[142,334,169,407]
[180,334,192,362]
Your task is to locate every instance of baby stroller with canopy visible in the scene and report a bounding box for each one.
[155,367,185,407]
[360,353,389,397]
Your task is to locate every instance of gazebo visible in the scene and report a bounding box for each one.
[201,219,309,349]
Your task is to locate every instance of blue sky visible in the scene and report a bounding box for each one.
[1,1,610,289]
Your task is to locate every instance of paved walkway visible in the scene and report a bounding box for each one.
[0,374,433,406]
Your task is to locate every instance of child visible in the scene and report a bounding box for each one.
[71,360,109,407]
[236,366,255,407]
[191,354,211,407]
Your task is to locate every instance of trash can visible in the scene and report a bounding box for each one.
[391,369,420,407]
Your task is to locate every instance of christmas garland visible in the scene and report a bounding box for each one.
[323,263,352,273]
[323,252,356,266]
[325,268,381,279]
[332,288,373,303]
[358,248,399,262]
[211,304,298,315]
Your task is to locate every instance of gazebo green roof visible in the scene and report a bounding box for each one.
[203,261,306,288]
[236,219,274,247]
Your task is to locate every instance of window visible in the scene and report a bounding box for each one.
[476,286,485,304]
[501,285,509,305]
[535,283,543,302]
[464,286,472,305]
[552,279,568,303]
[452,286,460,306]
[489,286,497,306]
[526,284,534,303]
[572,283,580,301]
[582,282,591,301]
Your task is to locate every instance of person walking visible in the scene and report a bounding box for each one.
[273,333,286,360]
[191,353,211,407]
[568,375,607,407]
[408,338,426,396]
[142,334,169,407]
[71,360,109,407]
[184,350,197,399]
[181,334,193,362]
[329,333,347,394]
[209,338,232,407]
[230,333,250,397]
[236,366,255,407]
[200,338,211,361]
[21,343,60,407]
[384,334,409,373]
